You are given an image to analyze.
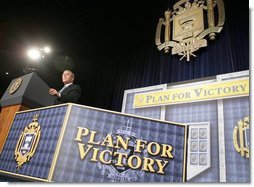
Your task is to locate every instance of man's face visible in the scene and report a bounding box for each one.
[62,70,74,84]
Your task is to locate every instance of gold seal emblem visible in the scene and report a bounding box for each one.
[9,78,22,94]
[14,113,41,171]
[155,0,225,61]
[233,116,249,158]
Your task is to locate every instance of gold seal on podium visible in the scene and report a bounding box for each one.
[9,78,22,94]
[14,113,41,171]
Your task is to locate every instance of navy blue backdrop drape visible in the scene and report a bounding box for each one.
[80,0,249,111]
[0,0,249,112]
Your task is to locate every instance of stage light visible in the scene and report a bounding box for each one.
[24,45,52,74]
[27,48,41,60]
[43,46,51,53]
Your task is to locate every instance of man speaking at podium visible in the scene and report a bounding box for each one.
[49,70,82,104]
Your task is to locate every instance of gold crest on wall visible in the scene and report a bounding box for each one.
[233,116,249,158]
[156,0,225,61]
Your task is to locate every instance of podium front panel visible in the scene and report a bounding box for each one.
[0,104,187,182]
[0,105,68,181]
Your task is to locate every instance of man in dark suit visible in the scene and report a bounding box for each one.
[49,70,81,104]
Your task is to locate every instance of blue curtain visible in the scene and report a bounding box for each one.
[81,0,248,111]
[0,1,248,112]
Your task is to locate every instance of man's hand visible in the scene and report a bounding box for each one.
[49,88,59,97]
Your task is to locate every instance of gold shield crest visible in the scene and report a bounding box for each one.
[14,113,41,171]
[156,0,225,61]
[233,116,249,158]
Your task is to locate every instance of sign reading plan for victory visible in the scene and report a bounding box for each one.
[51,105,187,182]
[0,104,187,182]
[133,78,249,108]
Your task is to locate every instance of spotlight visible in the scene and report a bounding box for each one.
[27,48,41,60]
[43,46,51,53]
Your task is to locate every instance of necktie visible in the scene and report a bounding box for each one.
[59,85,67,94]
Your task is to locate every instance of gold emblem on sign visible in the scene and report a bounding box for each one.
[155,0,225,61]
[14,113,41,171]
[233,116,249,158]
[9,78,22,94]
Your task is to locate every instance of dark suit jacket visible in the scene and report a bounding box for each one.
[54,84,82,104]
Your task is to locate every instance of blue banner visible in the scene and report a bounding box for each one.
[0,104,187,182]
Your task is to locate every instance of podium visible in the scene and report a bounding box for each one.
[0,72,55,153]
[0,103,187,182]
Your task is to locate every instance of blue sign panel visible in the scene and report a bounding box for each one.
[0,104,186,182]
[51,105,187,182]
[0,105,68,181]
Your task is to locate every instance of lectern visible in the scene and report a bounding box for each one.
[0,72,55,152]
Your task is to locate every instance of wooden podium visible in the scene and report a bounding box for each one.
[0,72,55,153]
